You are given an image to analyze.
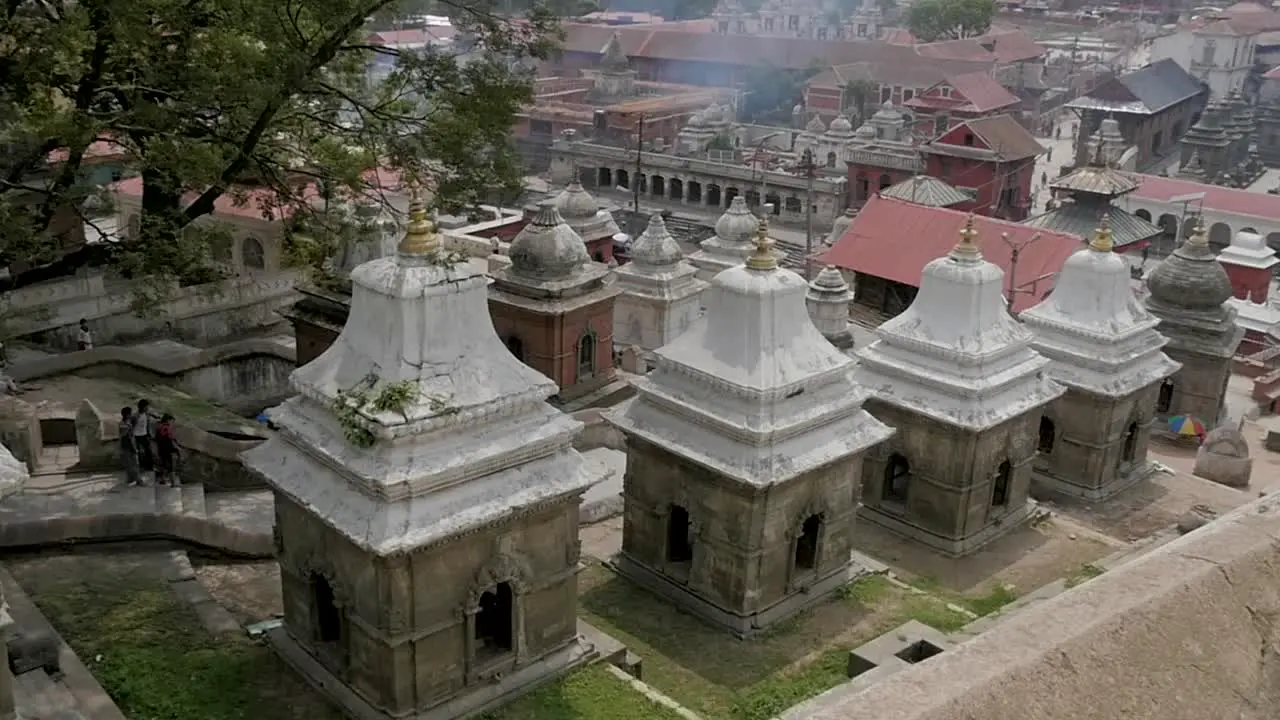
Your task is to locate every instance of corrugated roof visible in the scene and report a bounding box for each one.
[816,195,1082,312]
[918,30,1046,64]
[880,176,972,207]
[1067,59,1204,116]
[1129,173,1280,221]
[927,114,1045,161]
[1022,203,1161,249]
[1049,165,1139,196]
[906,71,1021,114]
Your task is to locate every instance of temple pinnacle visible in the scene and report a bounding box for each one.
[398,192,439,256]
[951,214,982,261]
[1187,220,1209,248]
[1090,213,1114,252]
[745,217,778,271]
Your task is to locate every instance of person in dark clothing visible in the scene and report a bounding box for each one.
[119,407,142,487]
[132,398,156,478]
[155,414,180,486]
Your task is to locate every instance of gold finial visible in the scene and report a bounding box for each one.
[1187,219,1209,248]
[1090,213,1114,252]
[398,191,439,255]
[951,213,982,260]
[745,217,778,271]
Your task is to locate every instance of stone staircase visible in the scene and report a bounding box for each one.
[0,478,273,557]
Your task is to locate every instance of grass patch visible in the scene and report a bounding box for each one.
[20,569,340,720]
[482,665,687,720]
[907,576,1018,618]
[577,565,970,720]
[1064,563,1106,589]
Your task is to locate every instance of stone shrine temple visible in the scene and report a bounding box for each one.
[806,265,854,349]
[612,213,708,356]
[488,203,620,402]
[687,197,782,281]
[1144,222,1243,430]
[854,217,1065,556]
[549,178,621,264]
[607,219,894,636]
[244,203,601,719]
[1020,217,1181,500]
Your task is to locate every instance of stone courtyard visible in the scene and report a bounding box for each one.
[0,389,1269,720]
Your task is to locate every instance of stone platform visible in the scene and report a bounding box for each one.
[265,621,602,720]
[0,473,274,557]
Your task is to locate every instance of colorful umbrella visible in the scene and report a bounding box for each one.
[1168,415,1205,436]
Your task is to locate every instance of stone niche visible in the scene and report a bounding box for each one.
[859,401,1039,557]
[618,435,861,636]
[274,493,585,716]
[1034,382,1160,500]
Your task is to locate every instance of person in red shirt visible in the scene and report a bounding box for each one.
[155,414,180,486]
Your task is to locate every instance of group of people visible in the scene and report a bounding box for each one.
[118,399,180,487]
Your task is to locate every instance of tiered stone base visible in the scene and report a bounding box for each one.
[1032,462,1160,503]
[857,499,1037,558]
[610,553,855,639]
[265,627,597,720]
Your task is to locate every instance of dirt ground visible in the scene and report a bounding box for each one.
[191,558,285,623]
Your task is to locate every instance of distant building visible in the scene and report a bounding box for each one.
[1066,58,1207,170]
[710,0,883,41]
[1149,6,1280,99]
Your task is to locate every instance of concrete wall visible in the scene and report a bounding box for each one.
[9,270,300,349]
[792,491,1280,720]
[10,339,296,415]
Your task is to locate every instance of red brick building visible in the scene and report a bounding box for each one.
[488,203,621,402]
[920,115,1044,220]
[904,72,1022,135]
[843,112,1042,219]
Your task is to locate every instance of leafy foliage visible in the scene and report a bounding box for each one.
[0,0,555,303]
[740,63,821,123]
[905,0,994,41]
[842,79,877,122]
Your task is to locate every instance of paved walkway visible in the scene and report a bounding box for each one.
[0,470,275,557]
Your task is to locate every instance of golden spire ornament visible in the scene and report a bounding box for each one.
[1187,219,1209,248]
[745,216,778,271]
[951,213,982,260]
[398,189,439,256]
[1089,213,1114,252]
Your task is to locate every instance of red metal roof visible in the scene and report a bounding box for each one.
[905,71,1020,114]
[1129,173,1280,222]
[816,195,1082,312]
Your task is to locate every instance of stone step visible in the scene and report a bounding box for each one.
[155,485,183,516]
[15,669,79,717]
[181,483,207,517]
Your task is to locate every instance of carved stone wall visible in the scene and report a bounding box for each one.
[619,435,861,632]
[274,492,583,716]
[858,401,1041,556]
[1033,382,1160,500]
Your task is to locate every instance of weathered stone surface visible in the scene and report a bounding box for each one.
[787,492,1280,720]
[249,211,601,717]
[7,632,59,676]
[1194,426,1253,488]
[1176,511,1209,534]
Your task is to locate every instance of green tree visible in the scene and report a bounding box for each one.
[842,78,877,121]
[0,0,556,302]
[740,63,822,123]
[906,0,994,41]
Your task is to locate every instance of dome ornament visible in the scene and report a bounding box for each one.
[745,217,778,271]
[1090,213,1114,253]
[398,189,439,256]
[1187,219,1209,248]
[951,214,982,262]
